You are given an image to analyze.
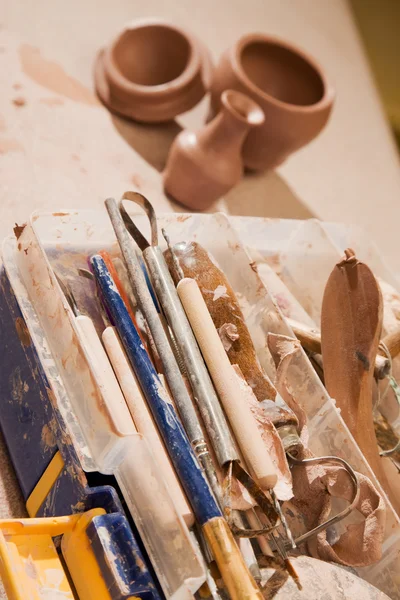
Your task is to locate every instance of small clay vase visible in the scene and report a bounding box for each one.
[95,19,213,123]
[209,34,335,171]
[163,90,264,210]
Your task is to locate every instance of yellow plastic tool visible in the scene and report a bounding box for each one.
[0,509,111,600]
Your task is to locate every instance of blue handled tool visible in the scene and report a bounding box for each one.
[91,254,263,600]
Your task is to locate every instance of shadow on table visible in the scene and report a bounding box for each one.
[111,114,315,220]
[224,169,315,219]
[111,114,181,173]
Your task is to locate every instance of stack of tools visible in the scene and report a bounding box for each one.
[0,205,398,599]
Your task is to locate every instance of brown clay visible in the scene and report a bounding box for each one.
[165,241,276,401]
[321,249,400,515]
[209,33,335,171]
[163,90,264,209]
[94,19,213,123]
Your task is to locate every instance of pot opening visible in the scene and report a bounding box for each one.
[222,90,264,125]
[240,40,325,106]
[113,25,192,86]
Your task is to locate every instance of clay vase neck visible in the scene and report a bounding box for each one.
[197,94,257,155]
[163,90,264,210]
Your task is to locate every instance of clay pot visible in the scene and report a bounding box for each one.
[95,19,213,123]
[209,34,335,171]
[163,90,264,210]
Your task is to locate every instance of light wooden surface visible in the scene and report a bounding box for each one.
[1,0,400,268]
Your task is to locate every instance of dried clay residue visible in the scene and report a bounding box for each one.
[41,421,57,451]
[218,323,239,352]
[12,96,26,107]
[0,138,24,155]
[14,223,27,239]
[15,316,32,346]
[212,285,229,301]
[10,367,29,404]
[19,44,98,106]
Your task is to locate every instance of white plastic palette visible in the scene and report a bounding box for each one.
[6,211,400,599]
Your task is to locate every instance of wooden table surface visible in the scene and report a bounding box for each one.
[1,0,400,267]
[0,0,399,586]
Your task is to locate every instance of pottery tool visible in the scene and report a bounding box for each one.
[175,280,291,521]
[262,395,361,549]
[102,326,194,527]
[321,249,400,514]
[164,240,277,402]
[91,253,263,600]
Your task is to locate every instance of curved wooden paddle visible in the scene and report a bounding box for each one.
[321,249,400,514]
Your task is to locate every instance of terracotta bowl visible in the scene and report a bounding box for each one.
[95,19,213,123]
[209,33,335,171]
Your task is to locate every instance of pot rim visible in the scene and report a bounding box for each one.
[231,33,335,113]
[103,18,202,97]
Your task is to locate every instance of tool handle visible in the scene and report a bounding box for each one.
[75,316,135,436]
[203,517,263,600]
[177,278,278,490]
[102,326,194,527]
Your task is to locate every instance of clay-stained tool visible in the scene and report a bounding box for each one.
[105,197,220,508]
[321,249,400,514]
[260,397,361,549]
[165,240,276,403]
[91,253,263,600]
[176,278,279,490]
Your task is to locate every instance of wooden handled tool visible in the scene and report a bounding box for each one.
[165,241,276,402]
[75,317,136,434]
[177,277,278,491]
[91,254,263,600]
[102,326,194,527]
[321,249,400,514]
